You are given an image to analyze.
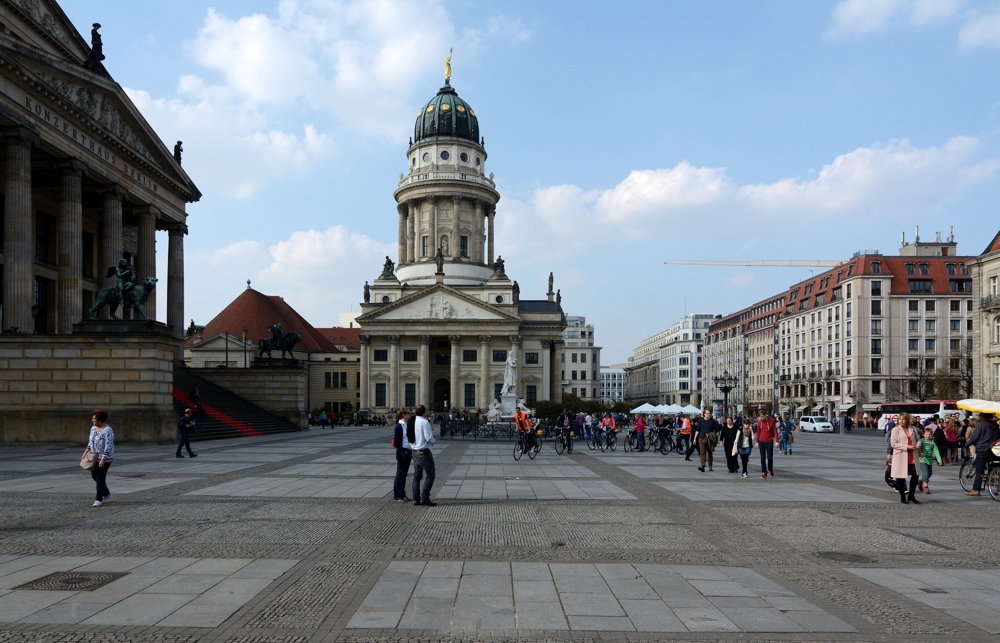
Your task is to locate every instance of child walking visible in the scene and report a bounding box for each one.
[919,426,943,494]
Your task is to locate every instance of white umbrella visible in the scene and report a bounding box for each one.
[664,404,683,414]
[630,403,656,414]
[957,399,1000,414]
[680,405,701,414]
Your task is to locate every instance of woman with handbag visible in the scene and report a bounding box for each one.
[83,409,115,507]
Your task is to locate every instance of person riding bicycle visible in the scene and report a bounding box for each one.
[514,407,535,451]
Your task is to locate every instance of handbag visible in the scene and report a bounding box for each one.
[80,450,96,471]
[789,434,794,444]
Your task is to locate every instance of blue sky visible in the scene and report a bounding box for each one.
[63,0,1000,362]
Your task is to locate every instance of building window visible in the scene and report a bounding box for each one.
[373,350,388,362]
[460,236,468,258]
[926,300,936,312]
[909,300,919,312]
[405,383,416,407]
[994,316,1000,344]
[871,261,881,274]
[493,350,507,362]
[325,372,333,388]
[403,349,418,362]
[82,231,95,278]
[571,370,577,380]
[925,359,935,370]
[464,383,476,408]
[991,276,999,297]
[871,339,882,355]
[926,339,936,351]
[422,236,428,256]
[871,280,882,296]
[462,349,477,362]
[571,388,577,396]
[580,388,587,397]
[435,353,449,365]
[871,319,882,335]
[950,338,961,351]
[909,358,919,370]
[525,352,539,364]
[526,385,537,405]
[580,353,587,363]
[908,320,918,332]
[905,263,915,276]
[571,353,577,363]
[949,280,972,293]
[35,215,54,263]
[995,363,1000,391]
[908,338,919,351]
[951,300,961,312]
[919,263,930,276]
[909,280,933,294]
[495,383,503,401]
[926,320,936,332]
[871,358,882,374]
[375,383,386,407]
[871,300,882,316]
[946,263,956,276]
[872,380,882,394]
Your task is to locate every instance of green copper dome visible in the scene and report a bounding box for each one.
[414,83,480,144]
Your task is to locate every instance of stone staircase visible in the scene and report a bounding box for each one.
[172,367,303,441]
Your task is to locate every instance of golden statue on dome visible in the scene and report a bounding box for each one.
[445,47,452,84]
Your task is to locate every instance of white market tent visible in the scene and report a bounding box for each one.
[630,403,656,414]
[680,405,701,415]
[957,399,1000,414]
[664,404,683,414]
[651,405,673,414]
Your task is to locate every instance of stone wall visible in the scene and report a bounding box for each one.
[190,360,308,428]
[0,323,181,444]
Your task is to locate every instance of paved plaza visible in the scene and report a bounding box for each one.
[0,427,997,642]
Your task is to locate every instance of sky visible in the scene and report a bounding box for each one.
[62,0,1000,363]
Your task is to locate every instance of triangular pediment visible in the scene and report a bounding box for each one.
[360,284,520,323]
[2,0,90,64]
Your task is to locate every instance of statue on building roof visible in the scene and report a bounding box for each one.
[435,247,445,273]
[548,272,554,294]
[492,255,506,278]
[556,289,562,306]
[380,255,395,279]
[512,281,519,304]
[174,141,183,165]
[85,23,107,73]
[445,47,453,85]
[363,281,370,303]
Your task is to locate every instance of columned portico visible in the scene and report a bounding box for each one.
[541,340,552,400]
[479,334,491,408]
[56,161,84,333]
[135,206,158,321]
[100,185,126,295]
[388,334,400,408]
[167,226,186,341]
[487,208,495,265]
[449,335,461,412]
[359,335,371,410]
[2,128,36,333]
[406,201,416,263]
[418,335,431,406]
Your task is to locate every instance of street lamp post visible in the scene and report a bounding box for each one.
[713,370,738,418]
[242,326,248,368]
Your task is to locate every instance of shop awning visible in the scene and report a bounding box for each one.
[862,404,879,411]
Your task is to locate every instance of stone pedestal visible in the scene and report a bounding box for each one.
[0,323,181,443]
[192,359,307,429]
[500,392,518,419]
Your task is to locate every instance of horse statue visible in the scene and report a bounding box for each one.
[258,329,302,359]
[88,277,157,320]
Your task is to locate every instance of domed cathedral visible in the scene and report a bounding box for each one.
[357,58,566,414]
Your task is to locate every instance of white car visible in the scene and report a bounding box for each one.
[799,416,834,432]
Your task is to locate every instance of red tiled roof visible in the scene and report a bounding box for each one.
[315,327,361,349]
[184,288,336,351]
[985,230,1000,255]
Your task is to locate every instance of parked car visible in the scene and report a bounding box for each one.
[799,416,834,432]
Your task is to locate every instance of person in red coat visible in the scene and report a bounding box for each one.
[755,411,778,478]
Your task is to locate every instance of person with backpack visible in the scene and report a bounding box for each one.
[966,412,1000,497]
[175,408,199,458]
[393,409,413,503]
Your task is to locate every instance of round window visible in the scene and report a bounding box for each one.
[440,150,450,160]
[460,152,469,162]
[475,157,481,166]
[381,295,390,303]
[422,152,430,162]
[495,295,503,304]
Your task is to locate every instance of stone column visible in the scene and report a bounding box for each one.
[397,205,406,267]
[359,334,371,410]
[449,335,461,411]
[167,225,186,342]
[406,201,416,263]
[541,340,552,401]
[452,195,461,258]
[479,334,491,408]
[100,185,126,294]
[474,199,484,263]
[509,335,522,398]
[552,340,564,403]
[487,207,495,265]
[429,196,437,258]
[388,335,400,409]
[135,205,159,321]
[56,161,85,333]
[1,128,36,333]
[418,335,431,407]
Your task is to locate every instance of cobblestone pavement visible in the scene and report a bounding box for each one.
[0,427,997,642]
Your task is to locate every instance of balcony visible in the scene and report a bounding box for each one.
[779,374,791,381]
[983,294,1000,312]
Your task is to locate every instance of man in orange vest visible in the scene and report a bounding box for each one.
[515,407,535,451]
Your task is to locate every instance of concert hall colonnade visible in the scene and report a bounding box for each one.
[357,73,566,413]
[0,2,199,442]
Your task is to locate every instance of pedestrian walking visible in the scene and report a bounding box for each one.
[890,412,921,504]
[634,414,647,452]
[965,412,1000,497]
[85,410,114,507]
[393,410,412,502]
[410,405,437,506]
[943,419,960,464]
[755,411,778,478]
[733,421,755,477]
[779,414,795,455]
[918,425,942,494]
[722,416,739,473]
[694,408,720,472]
[176,408,198,458]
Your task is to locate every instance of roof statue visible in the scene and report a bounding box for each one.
[548,272,554,294]
[380,255,395,279]
[174,141,183,165]
[435,247,445,273]
[512,281,520,304]
[445,47,452,85]
[85,23,107,74]
[363,281,371,303]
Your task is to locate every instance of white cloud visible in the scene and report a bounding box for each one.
[211,241,265,266]
[959,9,1000,48]
[827,0,962,36]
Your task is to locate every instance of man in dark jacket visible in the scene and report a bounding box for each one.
[967,413,999,496]
[694,408,721,472]
[393,410,413,502]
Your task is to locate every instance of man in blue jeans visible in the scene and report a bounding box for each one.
[410,405,437,506]
[176,408,198,458]
[755,411,777,478]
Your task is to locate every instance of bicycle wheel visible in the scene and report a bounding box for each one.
[528,440,538,459]
[609,433,617,451]
[624,434,633,452]
[598,432,607,452]
[959,461,975,491]
[587,433,597,450]
[988,467,1000,501]
[555,435,565,454]
[513,439,523,461]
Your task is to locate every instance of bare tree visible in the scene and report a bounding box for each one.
[905,359,939,401]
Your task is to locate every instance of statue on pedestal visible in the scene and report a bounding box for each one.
[493,255,506,277]
[88,274,157,320]
[174,141,183,165]
[486,399,502,422]
[503,352,518,394]
[380,256,395,279]
[435,247,445,273]
[363,281,370,303]
[512,281,520,304]
[258,323,302,359]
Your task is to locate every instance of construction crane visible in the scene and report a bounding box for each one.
[663,259,846,268]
